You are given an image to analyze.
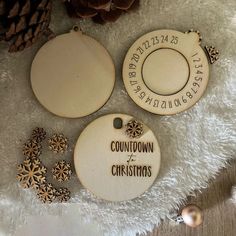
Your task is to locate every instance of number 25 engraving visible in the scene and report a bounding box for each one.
[171,36,178,44]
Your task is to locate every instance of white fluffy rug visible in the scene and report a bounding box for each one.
[0,0,236,235]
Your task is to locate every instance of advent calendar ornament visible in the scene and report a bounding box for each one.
[74,114,161,201]
[123,29,219,115]
[31,26,115,118]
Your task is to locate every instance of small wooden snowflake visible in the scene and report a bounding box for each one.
[52,160,72,182]
[23,139,42,159]
[32,127,46,142]
[17,158,47,189]
[37,183,56,203]
[205,46,219,64]
[48,134,68,154]
[56,187,71,203]
[125,120,143,139]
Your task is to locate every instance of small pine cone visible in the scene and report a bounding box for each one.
[64,0,139,24]
[0,0,54,53]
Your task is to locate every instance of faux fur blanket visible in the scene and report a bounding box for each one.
[0,0,236,235]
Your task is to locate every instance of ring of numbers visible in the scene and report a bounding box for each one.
[123,30,209,115]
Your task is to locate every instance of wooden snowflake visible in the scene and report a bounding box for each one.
[56,187,71,203]
[52,160,72,182]
[17,158,47,189]
[37,183,56,203]
[32,127,46,142]
[23,139,42,159]
[48,134,68,154]
[125,120,143,139]
[205,46,219,64]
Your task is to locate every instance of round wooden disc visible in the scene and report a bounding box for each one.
[123,30,209,115]
[31,30,115,118]
[74,114,161,201]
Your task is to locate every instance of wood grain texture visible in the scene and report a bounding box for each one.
[141,159,236,236]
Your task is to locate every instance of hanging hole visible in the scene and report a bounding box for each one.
[73,25,79,32]
[113,117,123,129]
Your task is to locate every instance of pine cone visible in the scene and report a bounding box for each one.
[0,0,54,53]
[64,0,139,24]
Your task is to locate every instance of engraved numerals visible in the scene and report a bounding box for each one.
[123,30,209,115]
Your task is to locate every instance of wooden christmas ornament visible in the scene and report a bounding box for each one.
[51,160,72,182]
[48,133,68,154]
[23,139,42,159]
[74,113,161,202]
[123,29,219,115]
[17,158,47,189]
[31,27,115,118]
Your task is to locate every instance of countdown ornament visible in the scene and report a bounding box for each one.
[31,26,115,118]
[123,29,219,115]
[74,114,161,201]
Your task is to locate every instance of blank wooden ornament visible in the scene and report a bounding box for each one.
[123,29,209,115]
[31,29,115,118]
[74,114,161,202]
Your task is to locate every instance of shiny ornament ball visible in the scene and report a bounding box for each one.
[181,204,203,227]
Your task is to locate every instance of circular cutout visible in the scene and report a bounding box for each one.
[123,30,209,115]
[31,30,115,118]
[142,49,190,95]
[74,114,161,202]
